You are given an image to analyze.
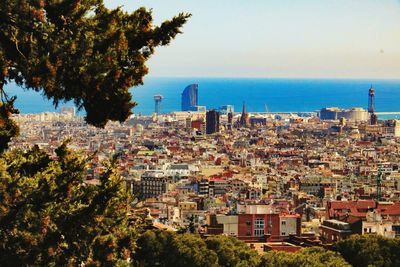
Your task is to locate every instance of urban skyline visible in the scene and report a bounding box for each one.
[3,1,400,266]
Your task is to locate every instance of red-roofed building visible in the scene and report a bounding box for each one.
[326,200,400,238]
[326,200,376,219]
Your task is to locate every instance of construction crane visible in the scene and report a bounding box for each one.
[376,165,382,201]
[265,103,274,120]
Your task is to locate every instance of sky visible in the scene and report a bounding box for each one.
[105,0,400,79]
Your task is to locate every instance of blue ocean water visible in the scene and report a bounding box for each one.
[5,78,400,118]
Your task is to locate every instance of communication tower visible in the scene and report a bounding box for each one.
[154,95,163,114]
[368,86,375,113]
[368,86,377,125]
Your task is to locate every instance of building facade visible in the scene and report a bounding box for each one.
[181,84,198,111]
[320,219,353,243]
[319,107,369,122]
[383,120,400,137]
[206,110,220,134]
[140,171,168,199]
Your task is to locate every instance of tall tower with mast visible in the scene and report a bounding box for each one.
[368,86,377,125]
[153,94,163,115]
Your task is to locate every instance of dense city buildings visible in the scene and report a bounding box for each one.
[181,84,199,111]
[4,1,399,264]
[9,89,400,253]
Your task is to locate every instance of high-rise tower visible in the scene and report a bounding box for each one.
[206,110,220,134]
[154,95,163,114]
[368,86,377,125]
[181,84,198,111]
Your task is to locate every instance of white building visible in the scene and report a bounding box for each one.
[362,211,395,238]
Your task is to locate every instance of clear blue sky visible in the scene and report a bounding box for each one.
[105,0,400,79]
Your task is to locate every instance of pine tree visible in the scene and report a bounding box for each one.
[0,0,190,151]
[0,142,142,266]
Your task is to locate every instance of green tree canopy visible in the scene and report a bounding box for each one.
[0,0,190,150]
[333,235,400,267]
[0,142,141,266]
[260,247,350,267]
[134,230,219,267]
[205,235,260,267]
[135,231,352,267]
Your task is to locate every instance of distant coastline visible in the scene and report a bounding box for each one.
[5,77,400,118]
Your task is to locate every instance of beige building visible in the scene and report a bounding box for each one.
[216,215,238,236]
[362,211,395,238]
[179,201,197,210]
[320,107,369,122]
[383,120,400,137]
[279,214,298,237]
[172,111,206,122]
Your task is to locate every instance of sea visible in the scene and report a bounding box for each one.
[4,77,400,119]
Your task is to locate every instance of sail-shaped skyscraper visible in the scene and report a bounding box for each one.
[181,84,198,111]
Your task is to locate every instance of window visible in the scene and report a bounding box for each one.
[282,232,286,236]
[281,220,286,226]
[255,218,265,228]
[254,229,264,236]
[254,218,265,237]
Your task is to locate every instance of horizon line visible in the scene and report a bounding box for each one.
[144,75,400,81]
